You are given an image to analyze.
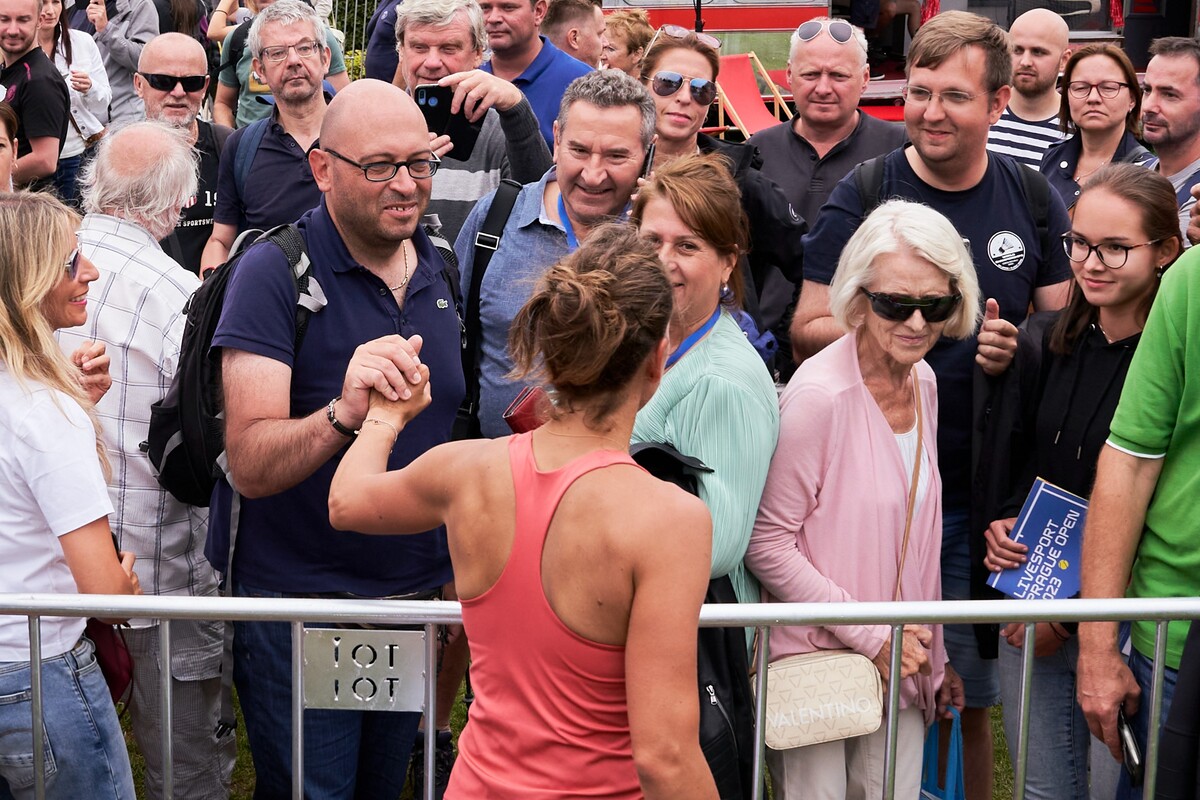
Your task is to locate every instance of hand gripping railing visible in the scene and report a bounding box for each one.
[2,594,1198,800]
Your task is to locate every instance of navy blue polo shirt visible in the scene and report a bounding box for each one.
[804,146,1073,509]
[213,112,322,233]
[483,36,592,147]
[207,199,463,595]
[363,0,403,82]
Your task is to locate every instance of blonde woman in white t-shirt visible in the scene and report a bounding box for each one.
[0,192,140,800]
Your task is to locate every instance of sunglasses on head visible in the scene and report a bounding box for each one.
[139,73,208,93]
[795,18,859,47]
[646,23,721,55]
[860,288,962,323]
[651,71,718,106]
[65,248,80,280]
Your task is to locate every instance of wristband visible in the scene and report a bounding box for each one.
[1049,622,1070,642]
[326,397,358,437]
[211,8,225,15]
[363,417,400,443]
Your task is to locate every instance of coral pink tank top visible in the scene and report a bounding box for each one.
[445,433,643,799]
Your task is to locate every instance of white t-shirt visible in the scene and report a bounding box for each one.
[0,367,113,660]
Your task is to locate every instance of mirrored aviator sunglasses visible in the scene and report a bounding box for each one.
[647,23,721,53]
[651,71,718,105]
[860,288,962,323]
[795,18,856,45]
[65,248,81,280]
[140,72,208,93]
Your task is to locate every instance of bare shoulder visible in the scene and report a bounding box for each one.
[605,468,713,555]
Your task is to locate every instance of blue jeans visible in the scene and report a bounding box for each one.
[52,154,83,209]
[0,636,135,800]
[233,582,421,800]
[941,508,1000,708]
[1115,646,1179,800]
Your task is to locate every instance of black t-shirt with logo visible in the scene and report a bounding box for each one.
[803,145,1073,508]
[161,120,224,274]
[0,47,69,187]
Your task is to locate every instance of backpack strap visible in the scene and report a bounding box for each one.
[1015,163,1053,263]
[854,155,887,216]
[425,224,466,352]
[455,179,522,437]
[232,117,270,205]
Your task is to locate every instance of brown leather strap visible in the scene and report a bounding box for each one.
[894,368,922,602]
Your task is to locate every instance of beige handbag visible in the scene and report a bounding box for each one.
[761,370,924,751]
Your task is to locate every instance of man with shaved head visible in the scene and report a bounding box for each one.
[57,120,237,800]
[987,8,1070,168]
[136,32,232,273]
[208,79,461,797]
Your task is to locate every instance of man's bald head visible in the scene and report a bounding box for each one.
[320,78,426,150]
[1008,8,1070,100]
[80,121,198,241]
[138,31,208,72]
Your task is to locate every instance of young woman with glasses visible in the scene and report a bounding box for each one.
[638,24,805,374]
[976,164,1182,800]
[746,199,976,799]
[1039,45,1153,211]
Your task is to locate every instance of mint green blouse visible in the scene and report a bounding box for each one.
[631,312,780,606]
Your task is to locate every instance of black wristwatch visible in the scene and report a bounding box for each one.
[326,397,358,437]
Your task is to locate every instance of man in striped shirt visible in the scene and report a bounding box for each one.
[987,8,1069,168]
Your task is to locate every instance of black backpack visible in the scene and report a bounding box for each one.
[144,225,321,507]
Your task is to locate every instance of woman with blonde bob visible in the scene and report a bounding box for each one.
[746,199,977,799]
[0,192,140,800]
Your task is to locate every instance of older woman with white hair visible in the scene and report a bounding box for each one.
[745,199,977,799]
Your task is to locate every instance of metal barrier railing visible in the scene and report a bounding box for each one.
[2,594,1197,800]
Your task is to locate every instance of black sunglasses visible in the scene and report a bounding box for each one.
[139,73,208,93]
[860,288,962,323]
[65,248,81,280]
[795,19,856,45]
[650,71,718,106]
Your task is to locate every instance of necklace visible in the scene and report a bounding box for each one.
[1075,159,1109,182]
[388,243,410,292]
[541,426,627,449]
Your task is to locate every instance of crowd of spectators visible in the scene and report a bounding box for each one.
[3,1,1200,798]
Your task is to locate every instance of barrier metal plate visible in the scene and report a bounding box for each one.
[302,629,426,711]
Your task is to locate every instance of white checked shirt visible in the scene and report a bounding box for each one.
[58,214,218,621]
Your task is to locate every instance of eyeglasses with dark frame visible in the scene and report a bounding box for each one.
[258,40,323,63]
[650,70,718,106]
[860,288,962,323]
[1061,233,1162,269]
[139,73,208,93]
[323,148,440,182]
[1066,81,1129,100]
[902,85,987,107]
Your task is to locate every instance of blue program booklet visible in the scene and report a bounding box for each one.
[986,478,1087,600]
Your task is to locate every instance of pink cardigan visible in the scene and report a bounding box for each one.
[745,333,946,719]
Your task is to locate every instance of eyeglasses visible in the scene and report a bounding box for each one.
[860,288,962,323]
[258,40,322,63]
[1061,233,1161,269]
[645,23,721,56]
[323,148,440,182]
[139,73,208,93]
[650,70,718,106]
[65,247,80,280]
[794,19,860,48]
[902,85,985,106]
[1066,81,1129,99]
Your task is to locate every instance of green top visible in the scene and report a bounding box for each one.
[219,26,347,129]
[1107,248,1200,669]
[632,311,780,607]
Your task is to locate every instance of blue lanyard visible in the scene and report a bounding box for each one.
[666,307,721,370]
[557,194,580,252]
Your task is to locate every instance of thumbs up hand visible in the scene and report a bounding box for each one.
[976,298,1018,376]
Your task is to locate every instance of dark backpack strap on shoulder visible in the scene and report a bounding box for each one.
[854,155,887,216]
[455,179,522,438]
[1016,163,1052,260]
[233,118,270,203]
[262,224,321,353]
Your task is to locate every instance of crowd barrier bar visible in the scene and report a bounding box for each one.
[2,594,1198,800]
